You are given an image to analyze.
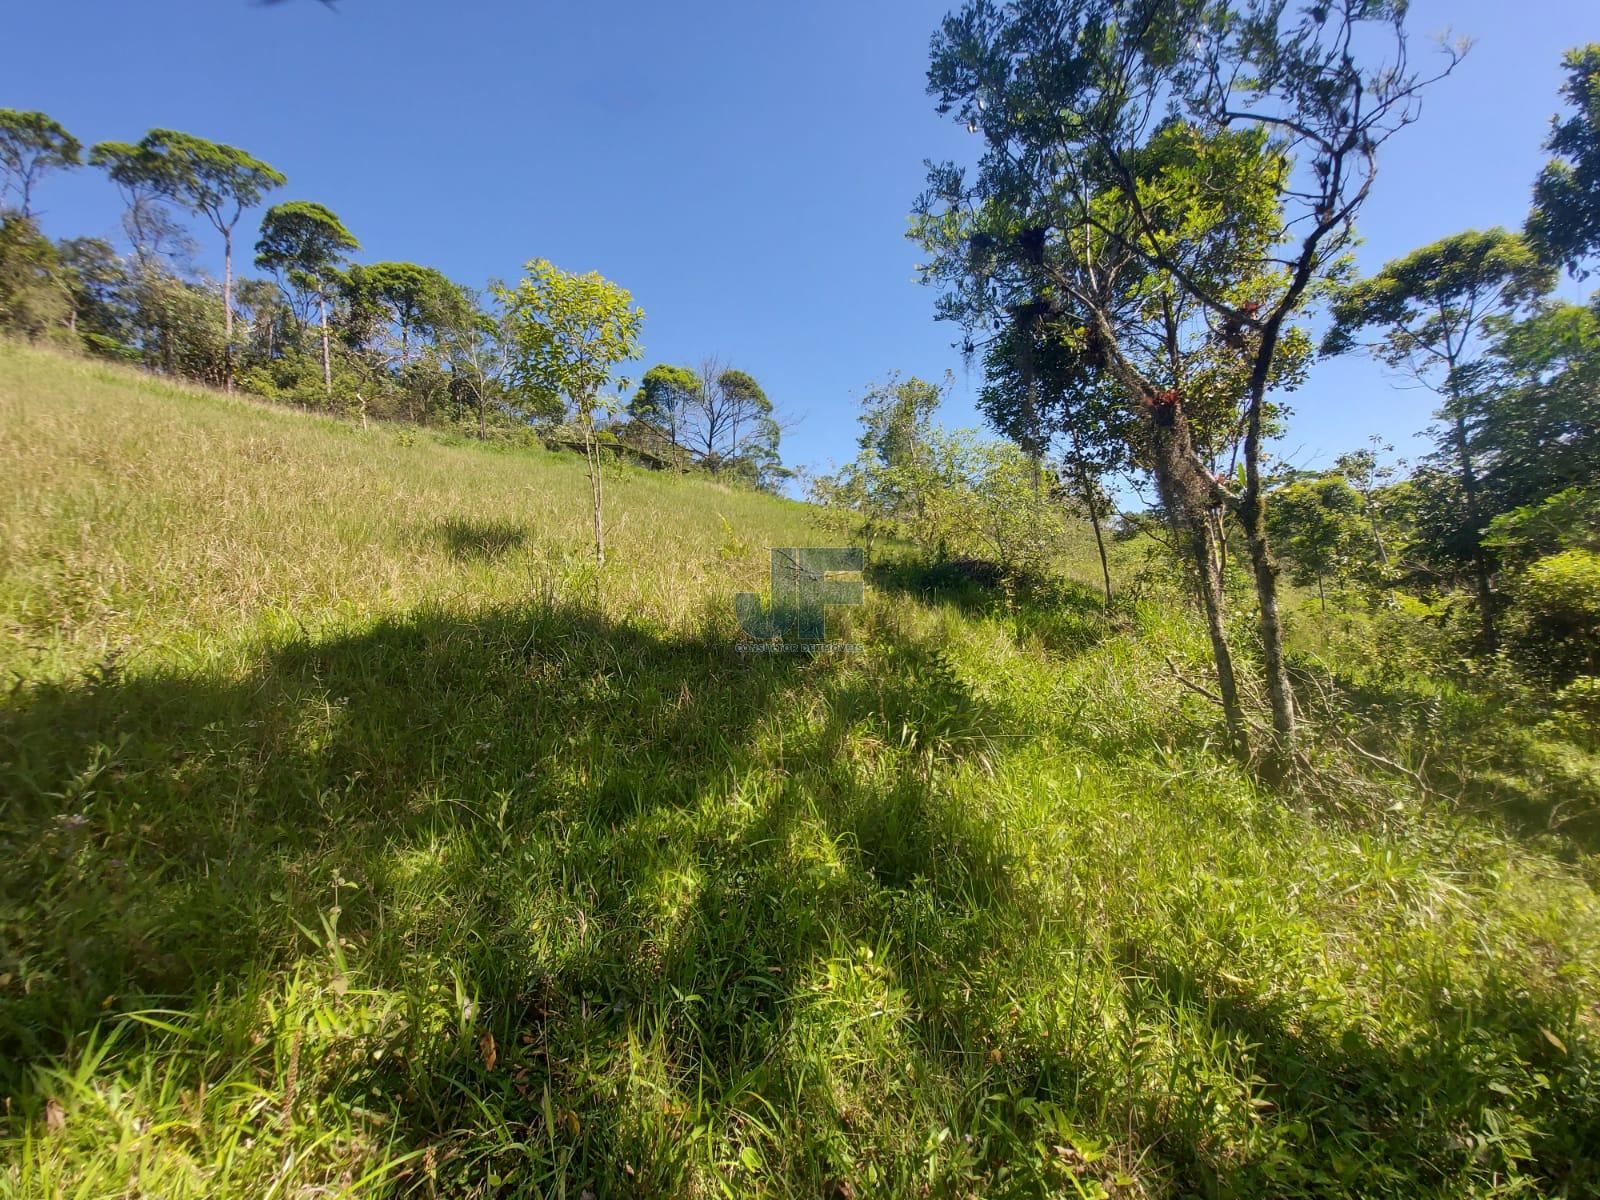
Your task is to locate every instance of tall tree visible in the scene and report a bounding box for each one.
[1527,45,1600,276]
[1474,296,1600,516]
[630,363,698,449]
[436,285,515,440]
[0,110,81,217]
[497,259,644,564]
[1266,472,1369,612]
[104,130,285,391]
[89,141,189,267]
[233,275,291,365]
[255,200,360,397]
[356,262,456,360]
[914,0,1458,772]
[56,236,132,348]
[1323,229,1554,650]
[718,368,772,469]
[917,122,1293,754]
[1333,441,1400,570]
[680,359,776,472]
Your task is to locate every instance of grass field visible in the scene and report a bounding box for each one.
[2,342,1598,1198]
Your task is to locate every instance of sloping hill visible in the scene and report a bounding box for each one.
[2,344,1597,1198]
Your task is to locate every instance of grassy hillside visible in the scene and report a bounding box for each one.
[2,343,1598,1199]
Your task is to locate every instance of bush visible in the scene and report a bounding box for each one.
[1548,676,1600,752]
[1507,548,1600,681]
[0,214,75,346]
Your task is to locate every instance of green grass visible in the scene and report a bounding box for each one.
[2,342,1598,1198]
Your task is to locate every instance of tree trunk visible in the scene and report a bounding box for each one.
[222,228,234,393]
[1237,383,1295,778]
[1449,410,1497,652]
[1151,417,1247,755]
[585,415,606,566]
[1318,574,1326,614]
[1188,513,1247,757]
[478,392,487,440]
[319,292,332,399]
[1240,503,1294,774]
[1080,467,1113,611]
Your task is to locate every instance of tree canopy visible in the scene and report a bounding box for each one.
[1527,44,1600,275]
[0,109,81,217]
[254,201,359,290]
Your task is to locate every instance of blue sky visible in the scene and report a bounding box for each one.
[6,0,1593,488]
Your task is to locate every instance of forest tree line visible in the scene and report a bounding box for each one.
[0,114,790,495]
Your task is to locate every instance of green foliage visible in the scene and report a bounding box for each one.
[1484,486,1600,568]
[1475,297,1600,515]
[1528,44,1600,275]
[919,428,1062,576]
[1551,677,1600,752]
[811,374,946,554]
[630,362,696,432]
[496,259,644,418]
[1322,229,1555,379]
[859,372,943,471]
[816,376,1061,576]
[55,237,132,349]
[254,200,360,299]
[0,214,72,344]
[356,262,458,337]
[0,109,81,217]
[127,270,228,383]
[1506,549,1600,682]
[1265,472,1371,598]
[1323,228,1556,649]
[911,0,1435,757]
[113,128,285,237]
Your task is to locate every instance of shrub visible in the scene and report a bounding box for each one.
[1508,548,1600,681]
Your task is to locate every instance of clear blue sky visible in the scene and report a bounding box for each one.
[6,0,1593,489]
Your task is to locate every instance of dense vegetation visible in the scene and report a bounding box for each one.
[2,2,1599,1197]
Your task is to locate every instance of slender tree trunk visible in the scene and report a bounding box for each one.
[1318,574,1326,614]
[1367,508,1389,567]
[478,392,487,440]
[584,411,605,565]
[318,292,332,399]
[1236,384,1296,777]
[1449,408,1497,652]
[222,228,234,393]
[1188,514,1246,756]
[1080,467,1113,610]
[1237,495,1294,774]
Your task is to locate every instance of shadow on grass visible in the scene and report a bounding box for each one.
[4,598,1593,1195]
[1109,948,1599,1195]
[869,556,1116,661]
[434,515,530,562]
[0,599,1028,1194]
[1289,656,1600,854]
